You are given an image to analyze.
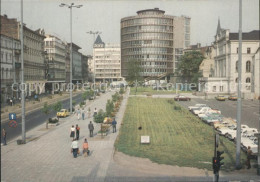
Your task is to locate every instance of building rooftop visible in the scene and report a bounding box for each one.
[137,8,165,15]
[229,30,260,40]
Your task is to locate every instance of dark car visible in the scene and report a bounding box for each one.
[174,95,191,101]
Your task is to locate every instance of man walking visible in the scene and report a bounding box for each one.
[88,121,94,137]
[112,118,117,133]
[2,129,7,145]
[71,139,79,158]
[247,146,252,169]
[82,110,85,120]
[76,124,80,140]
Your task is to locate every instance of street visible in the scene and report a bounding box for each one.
[1,94,83,143]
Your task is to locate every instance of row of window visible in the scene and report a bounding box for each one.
[122,40,173,48]
[1,39,20,49]
[121,18,173,27]
[123,54,171,60]
[122,32,173,41]
[235,61,251,72]
[1,52,13,63]
[236,47,251,54]
[121,25,173,34]
[235,77,251,83]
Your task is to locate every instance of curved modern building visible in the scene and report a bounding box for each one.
[121,8,190,79]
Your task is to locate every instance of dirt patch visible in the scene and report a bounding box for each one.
[113,151,210,177]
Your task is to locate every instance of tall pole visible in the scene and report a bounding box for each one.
[60,3,83,114]
[21,0,26,143]
[236,0,242,169]
[70,6,73,114]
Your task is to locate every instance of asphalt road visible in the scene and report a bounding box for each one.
[177,98,260,129]
[1,93,83,143]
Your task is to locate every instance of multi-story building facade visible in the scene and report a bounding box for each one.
[68,43,82,83]
[1,15,46,96]
[93,35,121,82]
[173,16,191,72]
[87,56,93,82]
[44,35,66,81]
[1,34,21,105]
[120,8,190,79]
[200,20,260,99]
[81,54,89,83]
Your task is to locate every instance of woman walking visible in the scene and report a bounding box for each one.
[70,125,75,140]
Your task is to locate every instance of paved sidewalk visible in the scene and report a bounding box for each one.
[1,90,129,182]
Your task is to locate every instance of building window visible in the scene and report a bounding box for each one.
[213,86,216,92]
[246,61,251,72]
[235,77,238,83]
[247,48,251,54]
[236,47,238,53]
[220,86,223,92]
[235,61,238,72]
[246,77,250,83]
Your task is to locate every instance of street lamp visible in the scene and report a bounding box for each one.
[60,3,83,114]
[86,31,101,96]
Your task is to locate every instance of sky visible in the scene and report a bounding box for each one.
[1,0,259,55]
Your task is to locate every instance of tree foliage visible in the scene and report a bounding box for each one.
[106,99,114,117]
[176,51,204,83]
[125,59,143,83]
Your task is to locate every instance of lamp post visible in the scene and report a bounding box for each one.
[60,3,83,114]
[86,31,101,96]
[20,0,26,144]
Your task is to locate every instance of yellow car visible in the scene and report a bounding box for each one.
[215,95,226,101]
[57,109,70,118]
[228,95,237,101]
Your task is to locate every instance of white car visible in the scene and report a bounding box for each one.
[218,126,233,136]
[226,130,237,141]
[242,128,258,137]
[197,107,221,118]
[188,104,207,111]
[241,137,258,155]
[193,107,212,115]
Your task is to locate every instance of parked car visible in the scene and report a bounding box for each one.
[228,95,238,101]
[194,107,221,116]
[174,95,191,101]
[57,109,70,118]
[188,104,207,111]
[242,128,258,137]
[215,95,226,101]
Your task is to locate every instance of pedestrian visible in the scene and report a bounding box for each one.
[2,129,7,145]
[77,108,81,120]
[88,107,91,118]
[71,139,79,158]
[10,98,13,106]
[112,118,117,133]
[93,108,98,117]
[88,121,94,137]
[247,146,253,169]
[82,110,85,120]
[76,124,80,140]
[82,138,89,157]
[70,125,75,140]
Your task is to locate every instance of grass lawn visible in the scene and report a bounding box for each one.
[129,87,192,95]
[115,97,247,171]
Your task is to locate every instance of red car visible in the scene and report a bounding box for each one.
[174,95,191,101]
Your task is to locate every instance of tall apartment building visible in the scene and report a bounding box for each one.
[87,56,94,82]
[44,35,67,93]
[67,43,83,83]
[81,54,89,83]
[1,15,46,96]
[200,20,260,99]
[1,34,21,105]
[120,8,190,79]
[93,35,121,82]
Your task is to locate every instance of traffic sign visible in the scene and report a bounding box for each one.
[9,120,17,128]
[9,113,16,120]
